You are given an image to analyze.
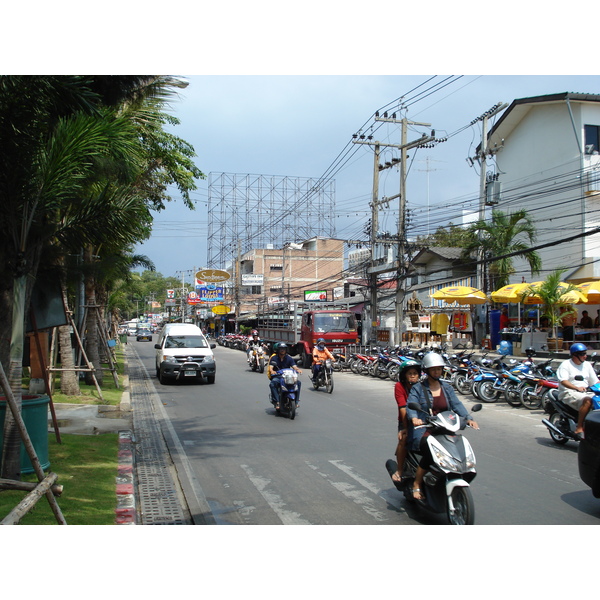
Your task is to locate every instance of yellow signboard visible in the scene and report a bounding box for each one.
[211,305,230,315]
[196,269,231,283]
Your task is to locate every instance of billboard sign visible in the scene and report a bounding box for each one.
[197,287,224,302]
[304,290,328,302]
[195,269,231,283]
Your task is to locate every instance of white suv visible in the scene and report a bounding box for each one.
[154,323,216,384]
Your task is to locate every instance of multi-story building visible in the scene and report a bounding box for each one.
[234,237,346,321]
[485,92,600,283]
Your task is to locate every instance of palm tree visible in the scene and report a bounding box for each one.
[461,209,542,291]
[0,76,204,478]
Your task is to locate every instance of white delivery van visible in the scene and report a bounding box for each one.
[154,323,216,384]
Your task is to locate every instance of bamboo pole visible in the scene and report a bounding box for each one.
[0,361,66,525]
[0,472,59,525]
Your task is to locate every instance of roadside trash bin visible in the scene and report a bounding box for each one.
[0,394,50,474]
[119,333,127,344]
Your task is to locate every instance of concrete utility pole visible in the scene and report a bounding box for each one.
[353,118,435,344]
[468,102,508,344]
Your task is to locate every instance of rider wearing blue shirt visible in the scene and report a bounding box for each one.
[268,343,302,408]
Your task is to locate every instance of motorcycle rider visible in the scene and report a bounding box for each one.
[391,360,422,485]
[246,329,263,364]
[311,338,336,382]
[556,342,599,437]
[406,352,479,501]
[268,343,302,409]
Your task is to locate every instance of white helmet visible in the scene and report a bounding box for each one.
[421,352,446,370]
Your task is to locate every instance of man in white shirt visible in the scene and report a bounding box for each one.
[556,343,599,437]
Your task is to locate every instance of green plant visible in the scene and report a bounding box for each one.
[521,269,581,340]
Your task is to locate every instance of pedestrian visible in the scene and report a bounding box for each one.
[559,305,577,350]
[579,310,593,341]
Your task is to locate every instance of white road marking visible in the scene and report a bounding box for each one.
[239,464,312,525]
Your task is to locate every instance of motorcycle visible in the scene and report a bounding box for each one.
[270,369,300,420]
[312,358,334,393]
[386,402,482,525]
[249,343,268,373]
[542,377,600,444]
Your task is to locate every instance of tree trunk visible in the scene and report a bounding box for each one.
[58,323,80,395]
[1,276,26,480]
[83,249,103,386]
[57,279,81,395]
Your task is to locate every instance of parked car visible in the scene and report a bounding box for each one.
[136,325,153,342]
[154,323,216,384]
[578,410,600,498]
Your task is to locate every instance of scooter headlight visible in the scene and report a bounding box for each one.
[431,446,462,472]
[464,439,476,470]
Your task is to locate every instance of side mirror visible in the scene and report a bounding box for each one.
[154,344,161,349]
[471,403,483,412]
[408,402,421,411]
[210,343,216,349]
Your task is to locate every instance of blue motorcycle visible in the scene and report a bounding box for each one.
[270,369,300,420]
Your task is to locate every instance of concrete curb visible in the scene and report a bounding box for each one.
[115,429,137,524]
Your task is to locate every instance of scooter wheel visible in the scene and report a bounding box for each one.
[447,486,475,525]
[549,412,569,445]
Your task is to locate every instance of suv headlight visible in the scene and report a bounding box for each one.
[203,355,215,365]
[162,355,179,364]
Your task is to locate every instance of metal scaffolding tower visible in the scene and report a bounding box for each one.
[207,172,336,268]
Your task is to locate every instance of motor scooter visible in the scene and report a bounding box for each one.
[312,358,334,393]
[270,369,300,420]
[542,377,600,444]
[386,402,482,525]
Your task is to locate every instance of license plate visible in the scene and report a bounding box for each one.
[183,371,197,377]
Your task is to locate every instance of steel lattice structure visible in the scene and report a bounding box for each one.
[207,172,336,268]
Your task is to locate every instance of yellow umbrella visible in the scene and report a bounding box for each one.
[577,281,600,304]
[520,281,587,305]
[490,283,531,304]
[431,285,488,305]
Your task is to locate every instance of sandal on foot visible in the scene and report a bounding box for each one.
[412,487,424,500]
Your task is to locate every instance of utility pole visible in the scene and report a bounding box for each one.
[468,102,508,344]
[353,118,436,345]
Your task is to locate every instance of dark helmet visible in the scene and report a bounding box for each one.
[278,343,288,351]
[398,360,421,383]
[570,342,587,355]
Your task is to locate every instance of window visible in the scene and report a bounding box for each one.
[584,124,600,154]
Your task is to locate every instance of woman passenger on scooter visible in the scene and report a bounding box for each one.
[406,353,479,501]
[391,360,422,486]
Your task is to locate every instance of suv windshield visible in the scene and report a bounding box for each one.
[165,335,209,349]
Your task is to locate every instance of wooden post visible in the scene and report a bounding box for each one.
[0,361,66,525]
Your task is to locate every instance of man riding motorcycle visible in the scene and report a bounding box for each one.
[311,338,335,383]
[557,342,599,437]
[246,330,263,364]
[268,343,302,409]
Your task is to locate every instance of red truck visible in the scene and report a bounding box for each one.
[257,302,359,367]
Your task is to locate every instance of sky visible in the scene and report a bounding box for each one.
[134,74,600,280]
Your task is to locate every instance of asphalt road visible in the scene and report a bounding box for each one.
[132,340,600,525]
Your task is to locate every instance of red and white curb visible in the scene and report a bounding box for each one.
[115,430,137,524]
